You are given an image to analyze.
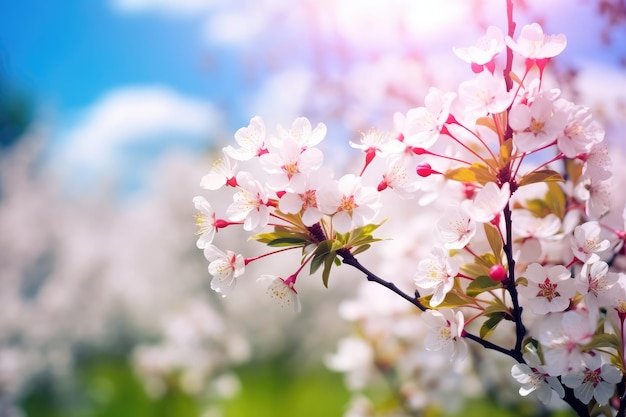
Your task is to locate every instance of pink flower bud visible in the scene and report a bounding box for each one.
[416,163,433,177]
[489,264,507,282]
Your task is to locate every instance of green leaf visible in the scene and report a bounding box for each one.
[581,333,620,351]
[310,240,334,275]
[419,291,469,309]
[483,298,511,316]
[476,116,497,132]
[251,227,311,245]
[345,220,387,247]
[474,253,497,270]
[322,253,337,288]
[499,138,513,166]
[267,237,309,247]
[545,182,566,219]
[480,314,504,339]
[467,275,502,297]
[515,277,528,287]
[517,169,564,187]
[351,244,371,256]
[460,262,491,279]
[483,223,503,265]
[444,163,495,185]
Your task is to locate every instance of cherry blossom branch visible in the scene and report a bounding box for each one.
[618,390,626,417]
[502,202,526,355]
[338,249,427,311]
[561,387,591,417]
[340,250,525,362]
[462,331,522,361]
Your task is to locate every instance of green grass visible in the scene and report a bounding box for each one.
[19,353,577,417]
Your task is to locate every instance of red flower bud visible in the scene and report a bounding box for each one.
[489,264,507,282]
[416,163,433,177]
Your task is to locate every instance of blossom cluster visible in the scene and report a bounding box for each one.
[194,19,626,417]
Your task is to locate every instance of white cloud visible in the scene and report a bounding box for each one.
[246,68,314,126]
[55,86,221,188]
[111,0,221,16]
[202,9,266,45]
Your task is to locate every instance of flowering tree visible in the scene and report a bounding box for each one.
[194,2,626,416]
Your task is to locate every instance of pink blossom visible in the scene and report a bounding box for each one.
[317,174,381,233]
[453,25,505,72]
[349,128,404,157]
[570,221,610,264]
[554,99,605,158]
[562,354,622,405]
[538,310,595,376]
[509,96,568,153]
[193,196,217,248]
[574,177,611,220]
[582,142,612,181]
[203,244,245,297]
[200,154,238,190]
[511,347,564,404]
[259,138,323,191]
[226,172,270,232]
[414,247,459,307]
[505,23,567,61]
[257,274,301,312]
[401,88,456,149]
[422,308,468,362]
[577,261,618,309]
[519,263,575,315]
[377,157,420,199]
[457,71,513,117]
[437,208,476,249]
[275,117,327,148]
[461,182,510,224]
[278,168,333,226]
[223,116,267,161]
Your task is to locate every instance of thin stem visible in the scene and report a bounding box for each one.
[463,332,522,361]
[244,246,299,265]
[339,250,427,311]
[443,128,495,169]
[340,250,518,360]
[502,202,526,354]
[454,120,499,162]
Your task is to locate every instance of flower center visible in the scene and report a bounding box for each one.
[282,162,299,178]
[536,278,560,302]
[438,327,452,345]
[300,189,318,209]
[583,236,600,253]
[339,195,358,215]
[530,118,545,134]
[582,368,602,387]
[195,213,215,236]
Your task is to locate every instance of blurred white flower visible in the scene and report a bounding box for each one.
[461,181,510,224]
[422,308,468,362]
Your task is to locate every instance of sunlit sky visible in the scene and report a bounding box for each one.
[1,0,625,193]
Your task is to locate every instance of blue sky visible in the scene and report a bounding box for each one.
[0,0,249,193]
[1,0,227,113]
